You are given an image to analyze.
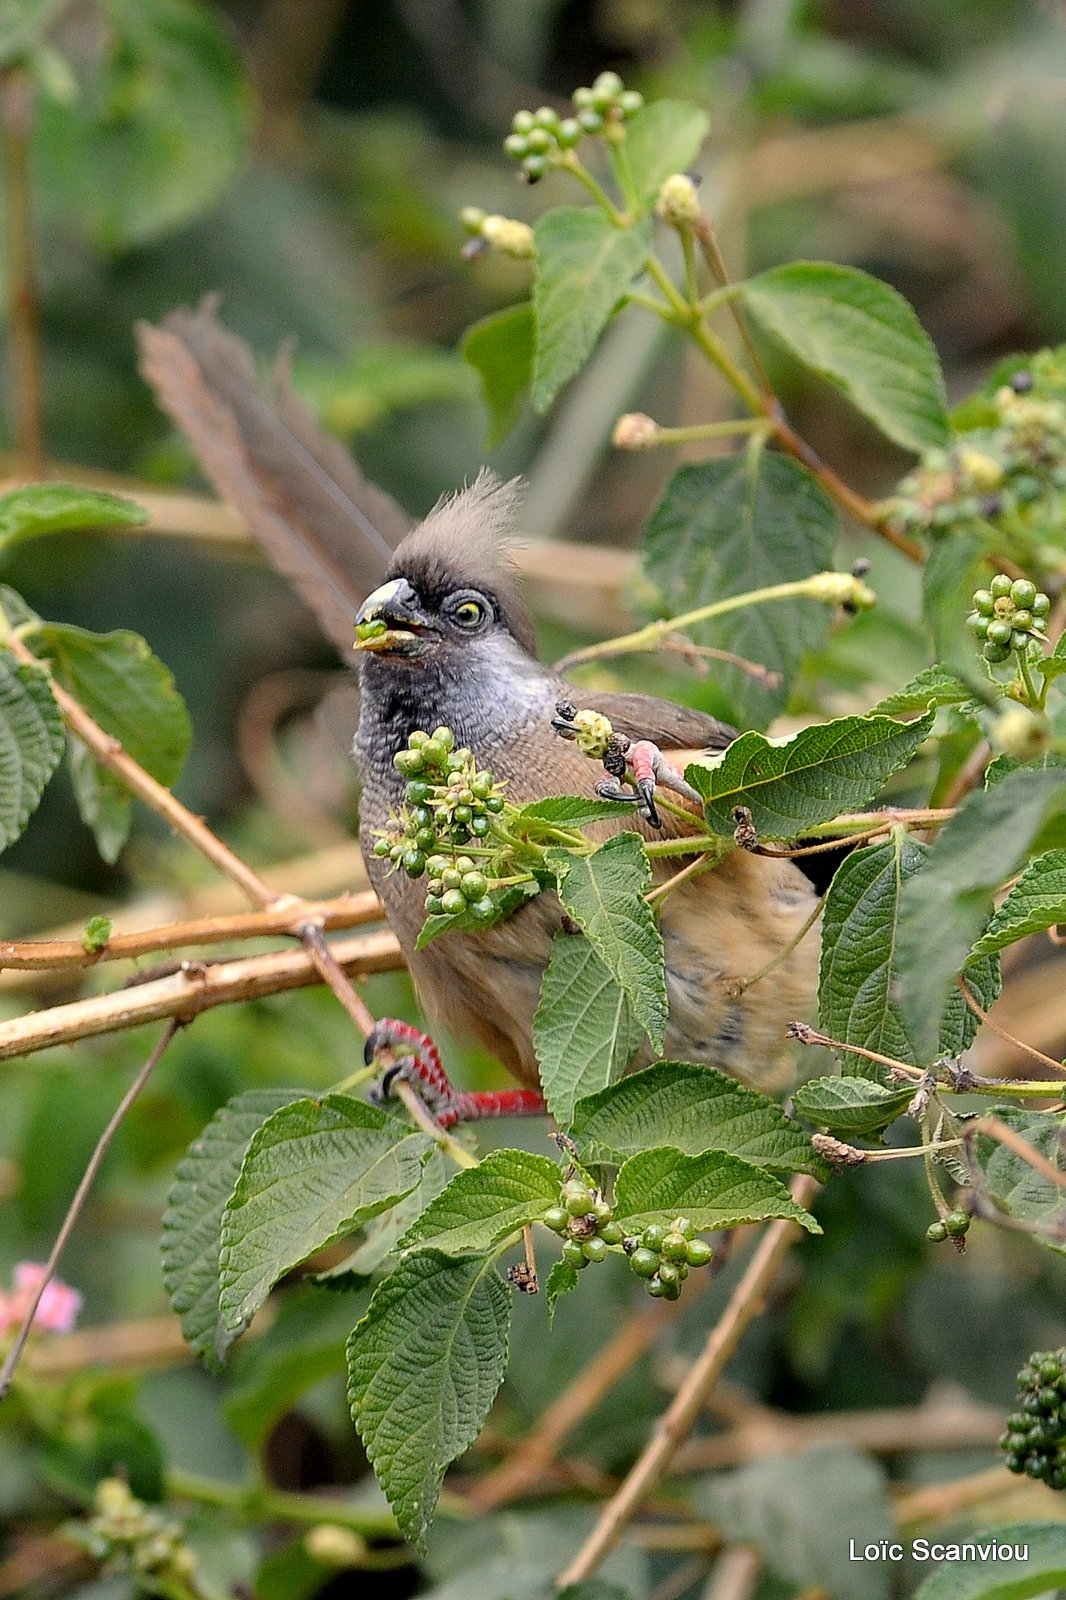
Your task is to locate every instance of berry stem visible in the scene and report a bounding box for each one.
[559,154,627,223]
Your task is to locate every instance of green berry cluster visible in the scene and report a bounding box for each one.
[926,1209,970,1246]
[542,1178,624,1268]
[885,356,1066,547]
[372,728,520,924]
[1001,1348,1066,1490]
[503,73,643,181]
[623,1217,714,1300]
[72,1478,198,1585]
[967,575,1049,664]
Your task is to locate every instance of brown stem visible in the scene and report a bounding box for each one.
[785,1021,922,1079]
[957,976,1066,1077]
[0,928,403,1062]
[297,917,378,1039]
[691,214,775,401]
[7,634,277,909]
[0,68,44,476]
[0,1021,182,1400]
[555,1175,821,1588]
[0,891,382,971]
[972,1113,1066,1192]
[894,1465,1031,1527]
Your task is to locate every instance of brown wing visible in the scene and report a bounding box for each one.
[136,299,410,654]
[579,690,738,754]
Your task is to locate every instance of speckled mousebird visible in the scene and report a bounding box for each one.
[352,472,819,1104]
[136,306,819,1120]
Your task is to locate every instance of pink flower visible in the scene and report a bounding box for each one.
[2,1263,83,1335]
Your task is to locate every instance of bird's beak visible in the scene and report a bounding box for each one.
[354,578,435,656]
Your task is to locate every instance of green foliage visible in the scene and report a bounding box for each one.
[974,1109,1066,1255]
[0,652,64,851]
[461,304,534,446]
[161,1089,304,1370]
[687,711,933,839]
[32,622,192,861]
[347,1251,511,1546]
[896,768,1066,1058]
[792,1076,916,1137]
[533,933,642,1127]
[913,1524,1066,1599]
[971,849,1066,955]
[739,261,949,452]
[622,101,709,203]
[820,834,1000,1067]
[693,1445,896,1600]
[642,452,838,726]
[218,1096,432,1339]
[547,833,667,1051]
[532,209,653,411]
[0,483,147,550]
[570,1060,824,1175]
[398,1150,562,1256]
[612,1147,821,1234]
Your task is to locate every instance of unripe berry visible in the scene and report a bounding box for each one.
[442,868,462,890]
[461,871,489,899]
[987,619,1013,646]
[459,207,485,235]
[557,117,582,148]
[577,108,604,134]
[562,1239,588,1268]
[990,573,1013,599]
[421,739,445,766]
[433,727,455,751]
[394,748,423,775]
[599,1220,624,1245]
[533,106,560,129]
[470,897,495,921]
[441,889,466,915]
[373,838,391,857]
[572,86,594,109]
[968,612,990,636]
[425,894,444,915]
[1013,609,1034,630]
[642,1223,667,1250]
[630,1247,660,1278]
[656,173,701,226]
[619,89,644,115]
[686,1238,714,1269]
[972,589,994,614]
[944,1209,970,1238]
[542,1206,568,1234]
[1033,592,1051,616]
[504,134,528,160]
[402,849,425,878]
[984,640,1010,663]
[526,126,554,154]
[647,1276,667,1297]
[657,1260,681,1288]
[512,110,535,134]
[485,794,505,813]
[1012,578,1038,609]
[927,1220,948,1243]
[415,828,436,851]
[1011,630,1030,652]
[674,1216,696,1239]
[523,155,547,181]
[593,70,623,98]
[582,1237,608,1263]
[661,1231,689,1262]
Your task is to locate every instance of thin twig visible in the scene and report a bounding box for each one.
[297,917,378,1039]
[0,1021,182,1401]
[555,1175,821,1588]
[731,894,822,993]
[393,1080,479,1170]
[893,1465,1035,1528]
[957,975,1066,1077]
[0,68,44,476]
[701,1547,761,1600]
[785,1021,922,1079]
[7,635,277,909]
[973,1114,1066,1193]
[646,853,713,909]
[0,891,382,971]
[0,928,403,1062]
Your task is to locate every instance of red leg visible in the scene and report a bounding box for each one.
[366,1019,546,1127]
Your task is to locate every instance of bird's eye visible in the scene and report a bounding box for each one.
[447,593,490,630]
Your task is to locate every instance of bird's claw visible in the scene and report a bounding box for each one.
[365,1018,460,1126]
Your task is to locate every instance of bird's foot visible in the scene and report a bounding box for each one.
[552,701,700,828]
[366,1019,546,1128]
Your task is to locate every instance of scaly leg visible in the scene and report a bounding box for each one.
[366,1020,545,1128]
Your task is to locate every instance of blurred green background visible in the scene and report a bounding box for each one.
[3,3,1066,1596]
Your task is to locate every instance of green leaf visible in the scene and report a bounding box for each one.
[347,1251,511,1546]
[532,209,653,411]
[974,1109,1066,1255]
[545,1259,579,1326]
[547,832,667,1050]
[461,304,533,447]
[820,835,1001,1068]
[517,795,638,830]
[398,1150,561,1257]
[613,1147,820,1234]
[897,768,1066,1058]
[161,1089,303,1370]
[913,1522,1066,1599]
[32,623,192,863]
[693,1445,896,1600]
[219,1096,432,1339]
[622,101,709,204]
[642,454,838,727]
[533,933,643,1128]
[870,665,974,716]
[792,1076,915,1137]
[739,261,948,453]
[972,849,1066,955]
[0,483,147,551]
[317,1150,452,1282]
[35,0,252,247]
[0,652,64,851]
[570,1060,824,1176]
[687,711,934,839]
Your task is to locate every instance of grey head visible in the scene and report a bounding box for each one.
[352,470,556,786]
